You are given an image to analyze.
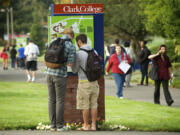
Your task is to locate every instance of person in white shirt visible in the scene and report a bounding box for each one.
[24,40,39,82]
[124,41,135,87]
[104,41,110,66]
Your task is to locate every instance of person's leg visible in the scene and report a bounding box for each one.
[54,76,66,129]
[31,61,37,82]
[126,73,132,87]
[82,109,89,129]
[140,64,145,85]
[154,80,161,104]
[11,58,13,68]
[5,59,8,69]
[25,61,31,81]
[89,81,99,130]
[32,71,36,82]
[91,108,97,130]
[162,80,174,106]
[47,75,56,129]
[12,58,16,68]
[2,59,5,69]
[113,73,123,98]
[22,58,25,68]
[145,62,149,85]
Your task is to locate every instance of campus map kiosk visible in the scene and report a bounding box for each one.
[49,4,105,123]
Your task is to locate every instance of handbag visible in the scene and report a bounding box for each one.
[148,63,158,80]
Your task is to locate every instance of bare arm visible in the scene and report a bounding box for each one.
[148,50,161,59]
[169,67,173,79]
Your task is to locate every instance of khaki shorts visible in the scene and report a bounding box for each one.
[76,80,99,110]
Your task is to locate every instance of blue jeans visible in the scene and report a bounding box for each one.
[113,73,125,98]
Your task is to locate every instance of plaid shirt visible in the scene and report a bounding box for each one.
[45,35,76,77]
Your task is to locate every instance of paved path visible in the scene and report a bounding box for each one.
[105,76,180,108]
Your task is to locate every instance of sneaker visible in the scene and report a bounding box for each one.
[31,77,35,82]
[119,97,124,99]
[27,78,31,82]
[50,127,56,131]
[57,126,66,132]
[168,100,174,106]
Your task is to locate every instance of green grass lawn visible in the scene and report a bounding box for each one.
[0,82,180,131]
[0,82,49,130]
[106,96,180,131]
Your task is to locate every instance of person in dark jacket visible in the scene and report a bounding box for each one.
[10,45,17,68]
[148,45,174,106]
[137,41,151,86]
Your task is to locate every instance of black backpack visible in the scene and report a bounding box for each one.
[80,48,102,82]
[45,38,71,69]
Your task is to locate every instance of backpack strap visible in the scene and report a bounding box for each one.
[79,48,93,53]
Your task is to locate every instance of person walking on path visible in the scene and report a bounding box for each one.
[72,34,99,131]
[124,41,135,87]
[46,28,76,131]
[24,40,39,82]
[0,44,9,70]
[10,45,17,69]
[104,41,110,66]
[137,40,151,86]
[106,45,131,99]
[17,44,26,69]
[148,45,174,106]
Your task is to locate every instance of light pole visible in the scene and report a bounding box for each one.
[6,8,10,46]
[10,7,14,45]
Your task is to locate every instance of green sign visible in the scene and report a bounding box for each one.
[48,16,94,48]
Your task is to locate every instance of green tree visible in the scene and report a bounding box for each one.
[29,0,45,55]
[76,0,149,53]
[139,0,180,55]
[0,0,53,38]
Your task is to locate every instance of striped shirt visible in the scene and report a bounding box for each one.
[45,35,76,77]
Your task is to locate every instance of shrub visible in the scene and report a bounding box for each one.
[149,40,180,62]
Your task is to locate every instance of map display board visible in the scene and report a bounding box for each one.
[48,16,94,49]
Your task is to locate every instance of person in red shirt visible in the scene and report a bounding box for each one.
[106,45,131,99]
[148,45,174,106]
[1,44,9,70]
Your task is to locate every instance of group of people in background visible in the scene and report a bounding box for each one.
[0,44,26,70]
[0,40,39,82]
[104,39,174,106]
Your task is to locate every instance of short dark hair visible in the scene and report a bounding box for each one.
[115,39,119,44]
[76,34,87,44]
[124,41,130,47]
[159,44,166,50]
[140,40,147,45]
